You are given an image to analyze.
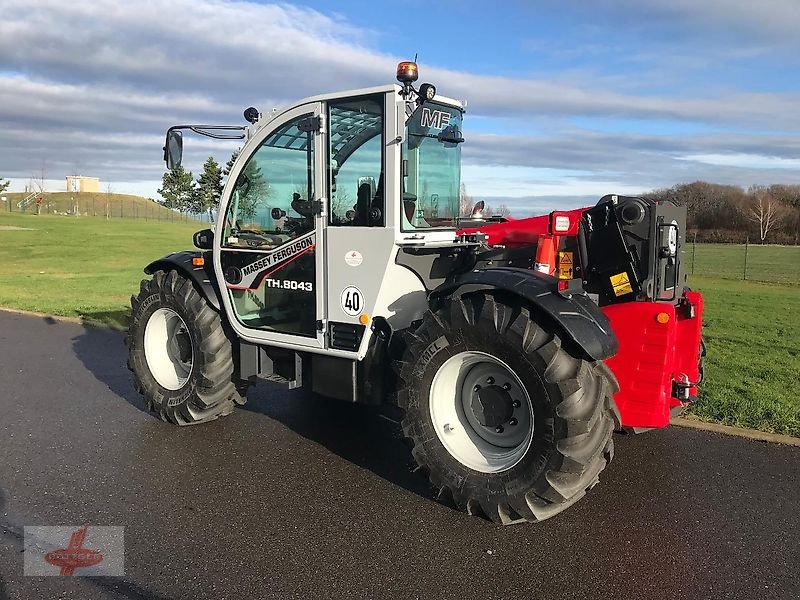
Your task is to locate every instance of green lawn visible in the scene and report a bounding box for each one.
[686,276,800,437]
[0,213,797,436]
[0,213,199,327]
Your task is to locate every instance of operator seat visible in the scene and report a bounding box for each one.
[354,183,371,225]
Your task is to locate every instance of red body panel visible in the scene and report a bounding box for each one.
[602,294,704,428]
[458,210,705,430]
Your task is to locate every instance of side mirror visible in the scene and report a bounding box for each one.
[193,228,214,250]
[437,124,464,145]
[164,129,183,170]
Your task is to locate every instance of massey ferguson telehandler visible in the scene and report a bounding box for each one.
[127,61,705,524]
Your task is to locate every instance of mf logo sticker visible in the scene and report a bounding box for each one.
[416,336,449,375]
[420,107,451,129]
[344,250,363,267]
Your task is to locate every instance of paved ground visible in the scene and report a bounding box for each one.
[0,311,798,600]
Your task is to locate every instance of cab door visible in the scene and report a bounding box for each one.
[214,102,327,350]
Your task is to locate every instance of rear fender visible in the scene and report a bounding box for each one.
[431,267,618,361]
[144,251,222,312]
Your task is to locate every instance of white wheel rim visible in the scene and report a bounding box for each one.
[429,351,533,473]
[143,308,194,390]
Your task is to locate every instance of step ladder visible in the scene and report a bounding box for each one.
[17,191,38,209]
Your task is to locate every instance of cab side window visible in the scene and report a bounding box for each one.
[223,115,315,250]
[328,97,384,227]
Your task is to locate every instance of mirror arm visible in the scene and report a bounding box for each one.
[168,125,248,141]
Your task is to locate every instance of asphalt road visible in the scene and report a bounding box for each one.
[0,311,798,600]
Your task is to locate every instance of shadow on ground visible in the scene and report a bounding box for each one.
[69,318,439,502]
[242,386,440,502]
[70,321,150,417]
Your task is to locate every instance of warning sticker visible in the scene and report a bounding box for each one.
[610,272,634,296]
[558,251,573,279]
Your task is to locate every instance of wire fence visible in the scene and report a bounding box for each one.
[688,240,800,284]
[2,194,204,223]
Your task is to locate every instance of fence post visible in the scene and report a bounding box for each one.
[743,237,749,280]
[691,232,696,275]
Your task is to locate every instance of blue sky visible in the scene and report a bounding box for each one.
[2,0,800,215]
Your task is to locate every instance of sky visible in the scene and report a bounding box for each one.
[2,0,800,215]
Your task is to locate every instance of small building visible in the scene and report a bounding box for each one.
[66,175,100,193]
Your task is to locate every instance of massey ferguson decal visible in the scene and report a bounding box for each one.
[420,107,451,129]
[229,231,315,290]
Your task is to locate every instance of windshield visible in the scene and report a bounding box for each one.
[402,101,463,230]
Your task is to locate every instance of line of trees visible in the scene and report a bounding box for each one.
[0,177,9,194]
[644,181,800,244]
[157,156,223,221]
[158,150,268,222]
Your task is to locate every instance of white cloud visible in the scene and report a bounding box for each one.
[1,0,799,200]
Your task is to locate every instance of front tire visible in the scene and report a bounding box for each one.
[395,292,620,524]
[127,270,246,425]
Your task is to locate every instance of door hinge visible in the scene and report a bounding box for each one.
[316,319,327,332]
[312,199,325,216]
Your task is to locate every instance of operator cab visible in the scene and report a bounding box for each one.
[162,61,470,357]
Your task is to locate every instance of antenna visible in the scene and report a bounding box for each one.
[413,52,418,63]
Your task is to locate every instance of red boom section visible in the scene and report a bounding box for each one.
[458,207,587,247]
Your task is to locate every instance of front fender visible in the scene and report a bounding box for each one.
[431,267,618,361]
[144,251,222,312]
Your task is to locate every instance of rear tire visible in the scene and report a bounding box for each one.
[127,270,246,425]
[395,292,620,524]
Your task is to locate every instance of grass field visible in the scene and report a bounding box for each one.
[687,276,800,436]
[0,212,797,436]
[0,213,198,327]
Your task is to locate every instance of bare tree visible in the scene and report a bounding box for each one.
[459,182,473,216]
[748,192,783,244]
[26,164,49,214]
[493,203,512,218]
[106,183,113,219]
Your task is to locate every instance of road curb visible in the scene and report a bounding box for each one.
[672,416,800,447]
[0,307,124,331]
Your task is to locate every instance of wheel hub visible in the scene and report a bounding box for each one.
[471,385,514,429]
[143,307,194,391]
[429,351,534,473]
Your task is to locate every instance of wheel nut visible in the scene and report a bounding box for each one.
[473,385,481,392]
[512,400,521,408]
[444,423,454,433]
[486,376,495,385]
[509,417,518,426]
[495,425,504,433]
[502,383,511,391]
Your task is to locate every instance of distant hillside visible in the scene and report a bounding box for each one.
[1,191,189,220]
